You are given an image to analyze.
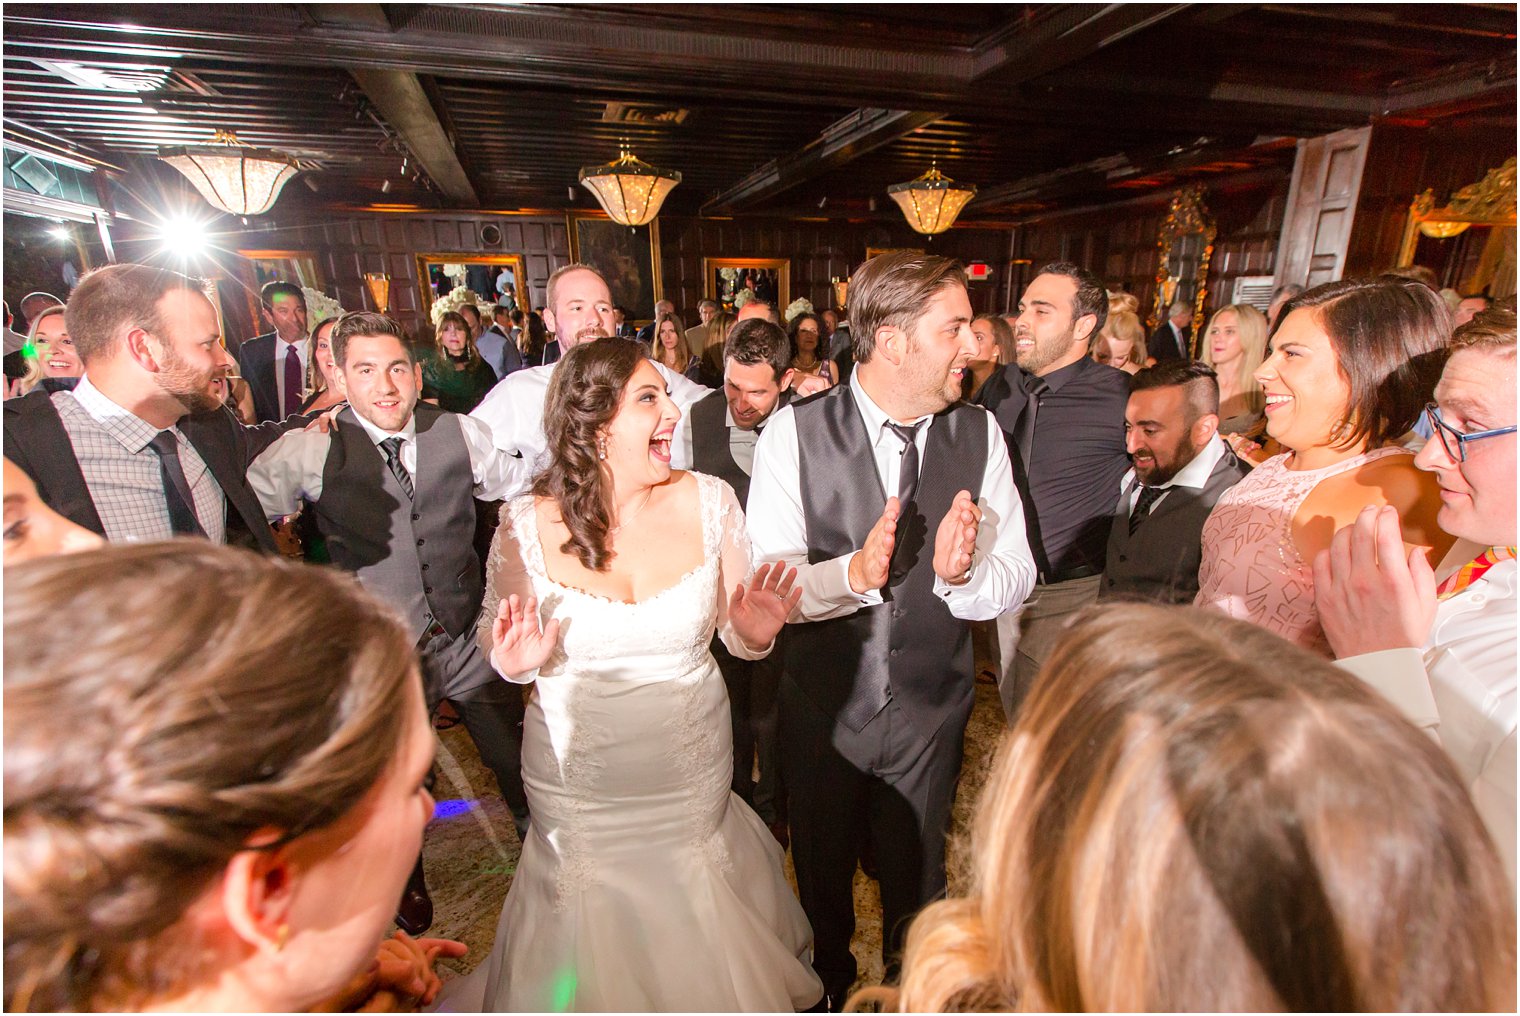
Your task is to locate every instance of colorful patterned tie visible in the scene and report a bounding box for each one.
[1437,546,1516,600]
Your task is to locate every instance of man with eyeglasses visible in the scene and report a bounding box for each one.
[1315,306,1517,884]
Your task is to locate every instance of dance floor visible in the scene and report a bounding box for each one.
[423,644,1006,999]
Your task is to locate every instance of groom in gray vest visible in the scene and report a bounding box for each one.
[749,252,1036,1005]
[248,311,532,929]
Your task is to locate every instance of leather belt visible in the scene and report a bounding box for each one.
[1037,563,1100,586]
[416,619,448,649]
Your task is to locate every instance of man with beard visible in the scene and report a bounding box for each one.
[471,264,710,497]
[1100,360,1248,604]
[979,261,1131,719]
[749,251,1034,1007]
[4,264,282,551]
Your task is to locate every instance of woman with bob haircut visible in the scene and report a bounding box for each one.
[853,604,1516,1012]
[1196,275,1452,654]
[4,543,463,1011]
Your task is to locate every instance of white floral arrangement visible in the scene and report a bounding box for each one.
[719,267,739,283]
[301,287,345,332]
[430,287,494,327]
[732,287,757,309]
[441,263,466,282]
[784,297,814,323]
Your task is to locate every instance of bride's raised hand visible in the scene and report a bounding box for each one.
[727,562,802,652]
[489,594,561,679]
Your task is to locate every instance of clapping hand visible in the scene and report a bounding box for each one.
[728,562,802,652]
[489,593,561,679]
[312,931,467,1012]
[848,497,900,593]
[1312,504,1437,658]
[932,489,980,584]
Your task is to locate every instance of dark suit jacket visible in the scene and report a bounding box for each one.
[1149,321,1189,363]
[539,340,562,367]
[234,331,290,423]
[3,389,289,553]
[1099,445,1250,604]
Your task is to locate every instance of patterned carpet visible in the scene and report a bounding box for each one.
[421,641,1007,1002]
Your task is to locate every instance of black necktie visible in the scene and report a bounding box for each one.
[1129,484,1166,534]
[380,437,414,499]
[1012,373,1048,475]
[886,421,922,508]
[147,430,206,537]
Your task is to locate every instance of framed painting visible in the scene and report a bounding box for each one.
[865,246,924,261]
[702,257,790,314]
[414,253,529,323]
[567,212,662,320]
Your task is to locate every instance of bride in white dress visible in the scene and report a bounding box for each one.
[473,339,824,1012]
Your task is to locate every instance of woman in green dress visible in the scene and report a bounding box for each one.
[422,309,498,414]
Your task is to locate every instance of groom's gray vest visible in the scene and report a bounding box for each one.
[784,385,986,740]
[312,404,482,640]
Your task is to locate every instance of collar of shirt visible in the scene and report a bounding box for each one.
[848,365,935,452]
[1121,434,1230,496]
[275,336,307,361]
[1031,355,1095,396]
[351,410,418,449]
[70,374,173,454]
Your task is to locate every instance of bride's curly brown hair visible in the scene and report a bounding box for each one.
[534,337,647,571]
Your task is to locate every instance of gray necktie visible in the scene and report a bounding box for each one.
[147,430,206,537]
[380,437,414,499]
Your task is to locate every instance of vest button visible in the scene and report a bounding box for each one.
[412,513,421,522]
[424,586,434,595]
[421,563,429,571]
[890,648,901,657]
[416,538,425,546]
[1118,554,1127,562]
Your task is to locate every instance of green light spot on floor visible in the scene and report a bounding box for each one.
[550,967,577,1012]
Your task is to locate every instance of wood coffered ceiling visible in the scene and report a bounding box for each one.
[2,3,1514,224]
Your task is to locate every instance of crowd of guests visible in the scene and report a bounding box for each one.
[2,249,1514,1012]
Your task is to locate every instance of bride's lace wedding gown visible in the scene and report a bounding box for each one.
[472,473,822,1012]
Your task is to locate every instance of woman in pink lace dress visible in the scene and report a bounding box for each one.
[1197,276,1454,654]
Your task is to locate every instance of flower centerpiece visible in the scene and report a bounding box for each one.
[301,287,345,332]
[732,287,756,310]
[784,297,814,324]
[430,287,494,328]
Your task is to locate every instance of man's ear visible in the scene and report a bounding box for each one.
[875,325,907,367]
[1072,312,1098,345]
[778,367,796,392]
[412,362,423,389]
[1192,412,1220,446]
[220,832,296,955]
[541,307,558,337]
[124,327,162,373]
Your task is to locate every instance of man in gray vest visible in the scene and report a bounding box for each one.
[688,317,795,840]
[1100,360,1249,604]
[247,311,532,931]
[749,251,1035,1006]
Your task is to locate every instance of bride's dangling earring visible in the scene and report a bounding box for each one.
[597,437,608,461]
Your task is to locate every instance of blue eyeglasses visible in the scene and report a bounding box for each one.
[1424,402,1517,462]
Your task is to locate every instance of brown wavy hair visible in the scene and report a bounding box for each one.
[854,605,1516,1012]
[534,337,646,571]
[3,543,417,1011]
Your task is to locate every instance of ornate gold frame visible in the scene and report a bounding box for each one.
[414,253,528,322]
[1151,186,1216,354]
[702,257,791,310]
[1397,157,1517,267]
[566,211,664,318]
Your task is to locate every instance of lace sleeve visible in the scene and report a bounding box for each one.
[477,498,541,683]
[714,479,772,661]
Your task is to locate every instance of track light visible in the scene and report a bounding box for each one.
[381,179,393,194]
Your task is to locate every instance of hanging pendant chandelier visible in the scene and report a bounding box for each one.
[887,162,976,236]
[578,145,681,227]
[158,130,301,216]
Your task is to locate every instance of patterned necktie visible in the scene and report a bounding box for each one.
[380,437,414,499]
[1437,546,1516,600]
[146,430,206,536]
[1129,484,1165,535]
[283,344,303,417]
[885,421,922,508]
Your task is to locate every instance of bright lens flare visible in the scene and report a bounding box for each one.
[157,216,209,258]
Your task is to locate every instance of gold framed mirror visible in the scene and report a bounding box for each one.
[415,253,528,324]
[1151,186,1216,356]
[703,257,790,314]
[1397,158,1516,300]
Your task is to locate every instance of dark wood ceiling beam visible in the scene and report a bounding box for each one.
[1380,57,1517,115]
[344,66,478,205]
[704,4,1199,215]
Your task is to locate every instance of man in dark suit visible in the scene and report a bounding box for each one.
[687,318,795,838]
[4,264,283,553]
[1101,360,1249,604]
[749,252,1035,1006]
[235,280,309,422]
[1149,299,1192,362]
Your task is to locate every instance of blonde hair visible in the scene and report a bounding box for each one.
[1108,291,1140,317]
[1094,310,1147,368]
[4,543,418,1011]
[17,305,68,394]
[857,605,1516,1012]
[1201,303,1268,415]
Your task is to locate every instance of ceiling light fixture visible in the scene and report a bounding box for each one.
[887,161,977,236]
[578,144,681,227]
[157,129,301,216]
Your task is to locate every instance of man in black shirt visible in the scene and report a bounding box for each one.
[982,262,1131,718]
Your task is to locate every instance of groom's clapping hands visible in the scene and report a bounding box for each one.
[848,496,901,593]
[932,489,980,586]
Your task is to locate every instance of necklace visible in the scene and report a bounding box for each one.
[608,487,655,535]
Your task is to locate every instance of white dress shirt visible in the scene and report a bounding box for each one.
[273,336,309,415]
[1337,543,1517,886]
[748,368,1035,623]
[246,408,528,519]
[1117,433,1229,515]
[54,375,225,543]
[471,359,711,499]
